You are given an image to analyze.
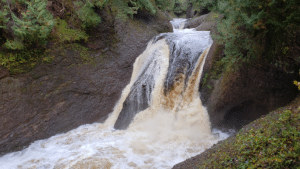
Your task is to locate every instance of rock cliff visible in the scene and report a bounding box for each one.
[0,7,172,155]
[189,12,300,131]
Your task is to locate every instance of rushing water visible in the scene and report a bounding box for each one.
[0,19,229,169]
[170,19,187,30]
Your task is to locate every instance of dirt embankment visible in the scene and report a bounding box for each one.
[0,6,172,155]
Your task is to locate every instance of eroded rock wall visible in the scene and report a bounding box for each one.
[195,12,299,131]
[0,7,172,155]
[202,61,299,130]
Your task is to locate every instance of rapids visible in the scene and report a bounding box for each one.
[0,19,230,169]
[170,18,187,30]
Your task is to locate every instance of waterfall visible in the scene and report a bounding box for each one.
[0,19,229,169]
[170,18,187,29]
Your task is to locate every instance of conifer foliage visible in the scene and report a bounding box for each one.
[1,0,55,50]
[173,0,188,16]
[74,0,108,29]
[0,0,173,73]
[111,0,158,19]
[192,0,300,68]
[0,0,172,50]
[155,0,175,11]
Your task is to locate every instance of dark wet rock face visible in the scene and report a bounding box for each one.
[114,84,150,130]
[173,13,300,169]
[0,67,9,79]
[197,17,300,131]
[0,8,172,155]
[114,59,156,130]
[206,63,299,131]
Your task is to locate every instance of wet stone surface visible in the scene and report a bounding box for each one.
[0,9,172,155]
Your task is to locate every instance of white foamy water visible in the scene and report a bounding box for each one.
[170,18,187,30]
[0,19,230,169]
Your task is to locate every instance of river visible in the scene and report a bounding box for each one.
[0,19,230,169]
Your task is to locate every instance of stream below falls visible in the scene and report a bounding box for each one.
[0,19,230,169]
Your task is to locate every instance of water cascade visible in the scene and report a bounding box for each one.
[0,19,229,169]
[170,19,187,29]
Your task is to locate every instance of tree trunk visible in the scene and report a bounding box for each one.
[186,0,194,18]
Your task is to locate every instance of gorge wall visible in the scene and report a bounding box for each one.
[185,12,300,131]
[173,11,300,168]
[0,7,172,155]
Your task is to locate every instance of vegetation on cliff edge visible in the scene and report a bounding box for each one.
[192,0,300,74]
[0,0,174,74]
[190,95,300,169]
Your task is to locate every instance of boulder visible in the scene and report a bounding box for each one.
[203,61,299,130]
[195,21,217,35]
[184,14,208,29]
[184,12,222,30]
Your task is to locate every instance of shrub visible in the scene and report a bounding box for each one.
[192,0,300,70]
[2,0,55,50]
[74,0,108,29]
[0,0,164,74]
[198,109,300,168]
[0,2,9,29]
[173,0,188,15]
[192,0,215,12]
[0,48,47,74]
[110,0,157,19]
[51,19,88,43]
[155,0,175,11]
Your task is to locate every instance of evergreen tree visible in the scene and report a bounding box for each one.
[195,0,300,67]
[111,0,157,19]
[1,0,55,50]
[155,0,175,11]
[74,0,108,29]
[0,1,9,29]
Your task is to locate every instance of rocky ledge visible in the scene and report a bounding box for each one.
[0,7,172,155]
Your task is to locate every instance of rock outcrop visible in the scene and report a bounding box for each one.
[0,7,172,155]
[202,60,299,130]
[173,94,300,169]
[195,13,300,131]
[184,12,222,34]
[184,14,208,29]
[0,67,9,79]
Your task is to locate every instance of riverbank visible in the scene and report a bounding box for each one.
[174,94,300,168]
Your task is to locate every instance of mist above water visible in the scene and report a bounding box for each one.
[0,19,229,169]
